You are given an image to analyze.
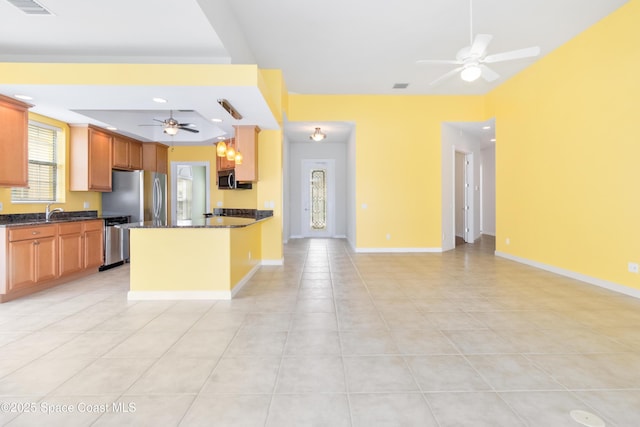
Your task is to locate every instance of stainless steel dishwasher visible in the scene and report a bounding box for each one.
[100,215,130,270]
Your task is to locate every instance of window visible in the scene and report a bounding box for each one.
[310,168,327,230]
[12,122,59,202]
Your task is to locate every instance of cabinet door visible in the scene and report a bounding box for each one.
[59,233,83,276]
[84,229,104,269]
[0,96,29,187]
[36,236,58,282]
[129,140,143,170]
[112,136,130,170]
[8,240,37,291]
[88,129,112,191]
[156,144,168,174]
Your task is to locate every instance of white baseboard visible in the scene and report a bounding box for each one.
[355,247,443,254]
[495,251,640,300]
[128,290,233,300]
[261,259,284,266]
[127,263,262,301]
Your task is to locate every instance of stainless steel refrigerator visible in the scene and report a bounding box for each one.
[101,170,167,260]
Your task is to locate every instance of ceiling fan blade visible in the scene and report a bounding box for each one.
[153,118,166,123]
[480,65,500,82]
[470,34,493,57]
[138,124,162,127]
[179,127,200,133]
[429,66,465,86]
[416,59,461,65]
[484,46,540,63]
[178,123,195,127]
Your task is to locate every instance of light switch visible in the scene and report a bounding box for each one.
[0,202,3,212]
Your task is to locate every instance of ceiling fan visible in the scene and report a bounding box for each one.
[416,0,540,85]
[139,111,200,135]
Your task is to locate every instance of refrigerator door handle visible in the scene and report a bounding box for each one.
[153,178,161,220]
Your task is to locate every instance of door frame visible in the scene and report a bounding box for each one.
[169,161,211,222]
[301,159,336,238]
[453,148,474,244]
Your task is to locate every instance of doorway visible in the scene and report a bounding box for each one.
[301,159,335,237]
[170,162,210,223]
[455,151,473,245]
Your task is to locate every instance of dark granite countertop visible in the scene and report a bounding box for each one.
[0,211,100,228]
[121,209,274,229]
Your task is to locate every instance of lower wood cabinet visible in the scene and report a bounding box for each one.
[1,220,105,302]
[8,225,57,291]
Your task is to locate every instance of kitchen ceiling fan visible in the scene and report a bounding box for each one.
[416,0,540,85]
[139,111,200,135]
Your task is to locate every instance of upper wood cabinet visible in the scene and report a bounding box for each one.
[0,95,31,187]
[142,142,168,174]
[70,125,113,192]
[216,126,260,182]
[113,135,143,171]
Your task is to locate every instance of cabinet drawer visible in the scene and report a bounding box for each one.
[8,225,57,242]
[58,222,83,235]
[83,220,103,232]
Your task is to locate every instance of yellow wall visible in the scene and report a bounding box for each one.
[0,113,102,214]
[289,95,485,248]
[230,224,262,288]
[487,0,640,290]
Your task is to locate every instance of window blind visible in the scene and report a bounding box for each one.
[12,123,58,202]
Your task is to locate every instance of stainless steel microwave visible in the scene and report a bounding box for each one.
[217,169,252,190]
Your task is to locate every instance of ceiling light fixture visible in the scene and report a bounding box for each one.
[460,64,482,82]
[310,127,326,142]
[14,94,33,100]
[163,125,179,136]
[153,97,168,103]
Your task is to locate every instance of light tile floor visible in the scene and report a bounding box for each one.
[1,237,640,426]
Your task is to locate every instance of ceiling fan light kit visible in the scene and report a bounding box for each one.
[416,0,540,86]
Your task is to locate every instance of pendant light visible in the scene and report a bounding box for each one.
[216,139,227,157]
[225,140,236,161]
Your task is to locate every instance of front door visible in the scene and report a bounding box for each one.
[301,159,335,237]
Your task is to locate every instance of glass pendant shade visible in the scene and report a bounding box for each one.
[216,140,227,157]
[226,146,236,161]
[234,151,243,165]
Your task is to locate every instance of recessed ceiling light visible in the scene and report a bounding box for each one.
[211,118,223,123]
[482,126,491,130]
[217,136,226,140]
[490,138,496,142]
[15,94,33,100]
[106,126,117,131]
[152,97,168,103]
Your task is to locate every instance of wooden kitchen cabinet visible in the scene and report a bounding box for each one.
[234,125,259,182]
[83,220,104,269]
[113,136,143,171]
[0,94,31,187]
[70,125,113,191]
[7,225,57,292]
[215,126,260,181]
[142,142,168,174]
[58,222,83,277]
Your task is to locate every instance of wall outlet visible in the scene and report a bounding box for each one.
[386,233,391,240]
[248,251,252,260]
[0,201,3,212]
[269,201,275,209]
[505,237,510,245]
[628,262,639,274]
[216,201,223,207]
[83,201,89,209]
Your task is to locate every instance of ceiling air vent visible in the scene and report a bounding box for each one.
[393,83,409,89]
[217,99,243,120]
[6,0,52,14]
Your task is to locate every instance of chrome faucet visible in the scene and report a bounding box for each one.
[45,203,64,221]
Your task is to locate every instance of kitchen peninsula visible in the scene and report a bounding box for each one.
[123,209,273,300]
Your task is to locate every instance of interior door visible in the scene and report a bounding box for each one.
[301,159,335,237]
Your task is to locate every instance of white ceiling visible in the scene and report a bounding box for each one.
[0,0,629,145]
